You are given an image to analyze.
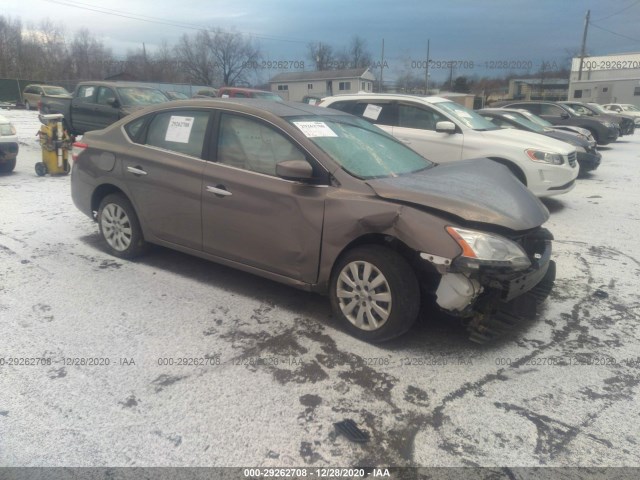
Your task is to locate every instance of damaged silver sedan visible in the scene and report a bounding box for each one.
[70,99,555,342]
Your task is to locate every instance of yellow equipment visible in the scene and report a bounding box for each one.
[36,113,71,176]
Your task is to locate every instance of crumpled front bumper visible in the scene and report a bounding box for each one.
[433,228,556,342]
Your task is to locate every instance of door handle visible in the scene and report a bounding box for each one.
[127,166,147,176]
[206,185,232,197]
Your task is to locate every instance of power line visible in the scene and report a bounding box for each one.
[42,0,309,44]
[589,21,640,43]
[594,0,640,21]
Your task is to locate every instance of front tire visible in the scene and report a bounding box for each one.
[0,158,16,173]
[330,245,420,342]
[97,193,147,259]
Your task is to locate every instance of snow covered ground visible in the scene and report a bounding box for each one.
[1,108,639,469]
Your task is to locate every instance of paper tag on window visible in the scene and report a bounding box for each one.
[293,121,337,137]
[165,116,195,143]
[85,87,94,97]
[363,104,382,120]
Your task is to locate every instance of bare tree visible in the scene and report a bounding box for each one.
[347,36,372,69]
[210,28,260,86]
[69,28,113,79]
[0,16,23,77]
[175,30,219,86]
[308,41,334,71]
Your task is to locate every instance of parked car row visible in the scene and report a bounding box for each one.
[318,94,579,197]
[10,90,634,342]
[491,100,634,144]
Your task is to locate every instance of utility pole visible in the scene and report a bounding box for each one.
[380,38,385,92]
[425,39,430,94]
[578,10,590,80]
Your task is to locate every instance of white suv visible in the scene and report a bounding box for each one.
[601,104,640,126]
[319,94,579,197]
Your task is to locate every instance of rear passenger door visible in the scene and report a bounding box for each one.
[71,85,97,133]
[121,109,211,250]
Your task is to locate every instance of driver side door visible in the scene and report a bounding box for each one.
[201,113,326,283]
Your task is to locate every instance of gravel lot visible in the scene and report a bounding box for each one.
[1,109,639,469]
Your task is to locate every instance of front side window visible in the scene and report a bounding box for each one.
[397,104,447,130]
[96,87,116,106]
[217,114,306,176]
[289,115,433,179]
[145,110,210,158]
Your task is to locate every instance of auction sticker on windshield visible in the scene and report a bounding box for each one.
[165,116,194,143]
[293,121,337,137]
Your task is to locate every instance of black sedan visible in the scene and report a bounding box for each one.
[479,108,601,173]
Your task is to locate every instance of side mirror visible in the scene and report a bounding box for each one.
[435,121,456,133]
[108,98,120,108]
[276,160,314,181]
[560,112,570,119]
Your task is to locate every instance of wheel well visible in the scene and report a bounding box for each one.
[584,127,599,143]
[331,234,440,287]
[487,157,527,185]
[91,184,127,215]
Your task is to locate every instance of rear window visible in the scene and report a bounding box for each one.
[145,110,210,158]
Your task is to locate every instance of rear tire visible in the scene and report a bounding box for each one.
[330,245,420,342]
[98,193,147,259]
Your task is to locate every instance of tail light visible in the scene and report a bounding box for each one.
[71,142,88,163]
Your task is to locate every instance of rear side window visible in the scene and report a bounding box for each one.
[76,85,96,103]
[145,110,210,158]
[330,101,396,126]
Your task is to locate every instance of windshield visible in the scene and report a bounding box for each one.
[116,87,168,106]
[436,101,498,130]
[254,91,283,101]
[42,86,69,96]
[518,110,554,127]
[498,112,546,133]
[289,115,433,179]
[587,103,608,114]
[623,105,640,112]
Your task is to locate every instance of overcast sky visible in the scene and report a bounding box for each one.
[4,0,640,82]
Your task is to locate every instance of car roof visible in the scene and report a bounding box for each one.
[218,87,273,93]
[153,98,347,118]
[323,93,452,104]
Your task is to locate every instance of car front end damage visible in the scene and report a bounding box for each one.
[421,226,555,342]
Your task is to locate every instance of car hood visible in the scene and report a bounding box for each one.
[366,158,549,231]
[543,130,589,147]
[479,128,575,154]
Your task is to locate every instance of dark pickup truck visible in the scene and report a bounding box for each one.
[39,81,169,136]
